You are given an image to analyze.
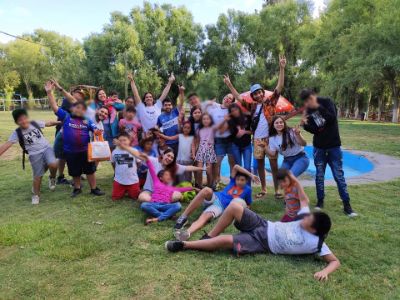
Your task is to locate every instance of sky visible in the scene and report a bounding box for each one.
[0,0,326,43]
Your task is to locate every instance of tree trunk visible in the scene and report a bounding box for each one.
[364,91,372,121]
[391,81,399,123]
[377,95,383,122]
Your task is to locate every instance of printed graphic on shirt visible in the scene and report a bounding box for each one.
[22,128,43,145]
[227,186,244,198]
[310,111,326,128]
[160,117,178,131]
[114,153,134,168]
[274,221,305,247]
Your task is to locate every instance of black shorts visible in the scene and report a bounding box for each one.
[232,208,270,256]
[65,151,96,177]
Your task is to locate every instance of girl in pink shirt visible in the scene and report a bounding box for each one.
[141,158,194,225]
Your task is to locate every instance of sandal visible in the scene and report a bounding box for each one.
[274,193,284,200]
[255,191,266,199]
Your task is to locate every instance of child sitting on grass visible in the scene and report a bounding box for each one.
[173,164,260,241]
[0,109,59,204]
[114,140,195,225]
[134,137,157,188]
[276,168,309,222]
[111,133,143,201]
[46,81,105,198]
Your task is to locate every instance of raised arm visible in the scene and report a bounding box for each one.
[223,74,244,103]
[0,141,13,156]
[178,84,185,110]
[112,139,147,161]
[289,172,309,207]
[45,120,62,127]
[159,73,175,102]
[51,79,76,104]
[231,164,260,184]
[293,126,307,146]
[45,81,58,113]
[315,253,341,281]
[128,72,142,106]
[275,55,286,94]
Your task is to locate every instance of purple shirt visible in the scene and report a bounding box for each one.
[56,108,96,153]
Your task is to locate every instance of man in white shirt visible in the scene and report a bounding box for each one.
[166,200,340,282]
[223,56,287,199]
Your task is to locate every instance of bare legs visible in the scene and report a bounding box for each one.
[32,176,42,196]
[86,173,97,189]
[187,212,213,235]
[181,187,213,217]
[182,202,245,251]
[269,158,279,194]
[257,158,267,193]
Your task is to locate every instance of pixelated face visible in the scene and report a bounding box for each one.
[125,111,135,120]
[182,123,191,135]
[144,93,154,106]
[97,107,109,120]
[192,108,202,121]
[125,98,134,106]
[278,176,291,189]
[111,94,118,101]
[301,214,314,230]
[160,170,173,185]
[251,89,264,103]
[118,135,131,147]
[230,106,241,118]
[222,93,234,106]
[304,94,318,109]
[72,92,84,102]
[273,117,285,132]
[97,90,107,102]
[17,114,30,129]
[189,95,201,107]
[162,151,175,165]
[71,103,86,117]
[143,141,153,152]
[163,101,173,113]
[201,114,212,127]
[235,176,247,188]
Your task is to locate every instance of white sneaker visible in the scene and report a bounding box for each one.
[49,177,56,191]
[32,195,40,205]
[174,229,190,241]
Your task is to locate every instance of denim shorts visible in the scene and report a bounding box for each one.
[214,138,232,157]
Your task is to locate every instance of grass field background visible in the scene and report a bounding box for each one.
[0,111,399,299]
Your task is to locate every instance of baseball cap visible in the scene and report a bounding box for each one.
[250,84,263,94]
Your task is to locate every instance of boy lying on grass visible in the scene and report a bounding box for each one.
[113,139,196,225]
[173,164,260,241]
[0,108,59,204]
[166,200,340,281]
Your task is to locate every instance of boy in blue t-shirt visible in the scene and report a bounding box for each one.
[174,164,260,241]
[45,81,105,197]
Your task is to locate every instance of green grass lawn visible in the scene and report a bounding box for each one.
[0,111,399,299]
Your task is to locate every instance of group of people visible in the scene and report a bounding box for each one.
[0,55,359,280]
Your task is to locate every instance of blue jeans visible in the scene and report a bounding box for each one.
[313,146,350,203]
[140,202,182,221]
[281,152,310,177]
[231,143,252,172]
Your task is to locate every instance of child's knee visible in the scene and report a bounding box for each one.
[202,187,213,197]
[172,191,183,202]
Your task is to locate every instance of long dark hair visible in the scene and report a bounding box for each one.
[160,148,178,179]
[188,105,202,134]
[94,89,106,104]
[228,103,246,133]
[269,116,295,151]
